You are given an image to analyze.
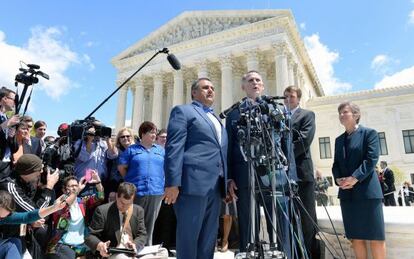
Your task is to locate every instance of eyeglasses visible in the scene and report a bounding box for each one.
[119,135,131,139]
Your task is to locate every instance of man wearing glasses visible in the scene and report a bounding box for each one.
[0,87,20,179]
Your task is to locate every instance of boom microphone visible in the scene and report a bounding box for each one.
[167,53,181,70]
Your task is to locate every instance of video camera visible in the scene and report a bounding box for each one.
[14,63,49,115]
[69,117,112,142]
[15,64,49,86]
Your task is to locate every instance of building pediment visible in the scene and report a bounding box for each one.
[116,10,290,60]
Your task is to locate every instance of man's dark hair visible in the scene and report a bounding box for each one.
[0,87,16,99]
[157,128,167,137]
[34,120,47,129]
[190,77,212,99]
[117,182,136,199]
[138,121,157,139]
[0,190,15,212]
[62,175,78,188]
[284,85,302,99]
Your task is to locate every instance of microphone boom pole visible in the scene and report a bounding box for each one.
[84,48,179,120]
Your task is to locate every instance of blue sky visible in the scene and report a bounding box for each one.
[1,0,413,135]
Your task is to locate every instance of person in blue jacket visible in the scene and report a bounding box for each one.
[332,101,385,259]
[164,78,228,259]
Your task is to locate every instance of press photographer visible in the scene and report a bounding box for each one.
[72,119,117,197]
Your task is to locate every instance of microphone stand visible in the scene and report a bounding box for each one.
[84,48,170,120]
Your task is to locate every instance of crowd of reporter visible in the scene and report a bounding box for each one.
[0,86,170,259]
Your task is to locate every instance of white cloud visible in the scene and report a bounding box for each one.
[0,26,94,100]
[374,66,414,88]
[371,54,399,75]
[304,34,352,95]
[371,54,389,69]
[300,22,306,30]
[409,10,414,24]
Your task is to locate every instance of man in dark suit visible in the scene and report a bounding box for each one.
[380,160,396,206]
[284,85,319,258]
[0,87,19,179]
[227,70,268,251]
[164,77,228,259]
[85,182,147,258]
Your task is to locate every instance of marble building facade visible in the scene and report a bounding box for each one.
[111,10,323,132]
[112,9,414,188]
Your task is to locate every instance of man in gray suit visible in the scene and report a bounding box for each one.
[284,85,319,258]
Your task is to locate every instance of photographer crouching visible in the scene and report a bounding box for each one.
[0,154,60,257]
[73,120,117,197]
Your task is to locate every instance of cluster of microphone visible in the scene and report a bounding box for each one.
[219,95,286,119]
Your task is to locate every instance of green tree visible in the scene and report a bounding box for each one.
[390,165,406,186]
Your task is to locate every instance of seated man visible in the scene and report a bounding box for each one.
[85,182,167,259]
[46,171,104,259]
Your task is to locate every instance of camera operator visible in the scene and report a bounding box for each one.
[73,120,117,196]
[0,87,20,179]
[0,154,60,256]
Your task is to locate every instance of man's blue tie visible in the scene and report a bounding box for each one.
[203,106,214,113]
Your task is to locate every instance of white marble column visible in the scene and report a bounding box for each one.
[259,62,269,95]
[151,73,163,128]
[165,85,173,126]
[185,79,193,104]
[220,55,234,111]
[115,84,128,132]
[143,89,150,122]
[172,70,184,107]
[131,78,144,132]
[246,49,259,72]
[293,63,299,87]
[197,60,209,78]
[287,54,295,86]
[274,43,290,96]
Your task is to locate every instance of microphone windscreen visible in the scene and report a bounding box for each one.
[167,54,181,70]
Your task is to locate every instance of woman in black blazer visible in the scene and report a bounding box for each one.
[332,101,385,259]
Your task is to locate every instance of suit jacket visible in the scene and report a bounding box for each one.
[332,125,383,200]
[164,101,228,196]
[226,107,249,189]
[382,167,396,192]
[290,107,316,182]
[85,202,147,253]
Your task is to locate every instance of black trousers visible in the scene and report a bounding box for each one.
[384,193,396,206]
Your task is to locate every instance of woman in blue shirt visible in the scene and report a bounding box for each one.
[118,121,165,245]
